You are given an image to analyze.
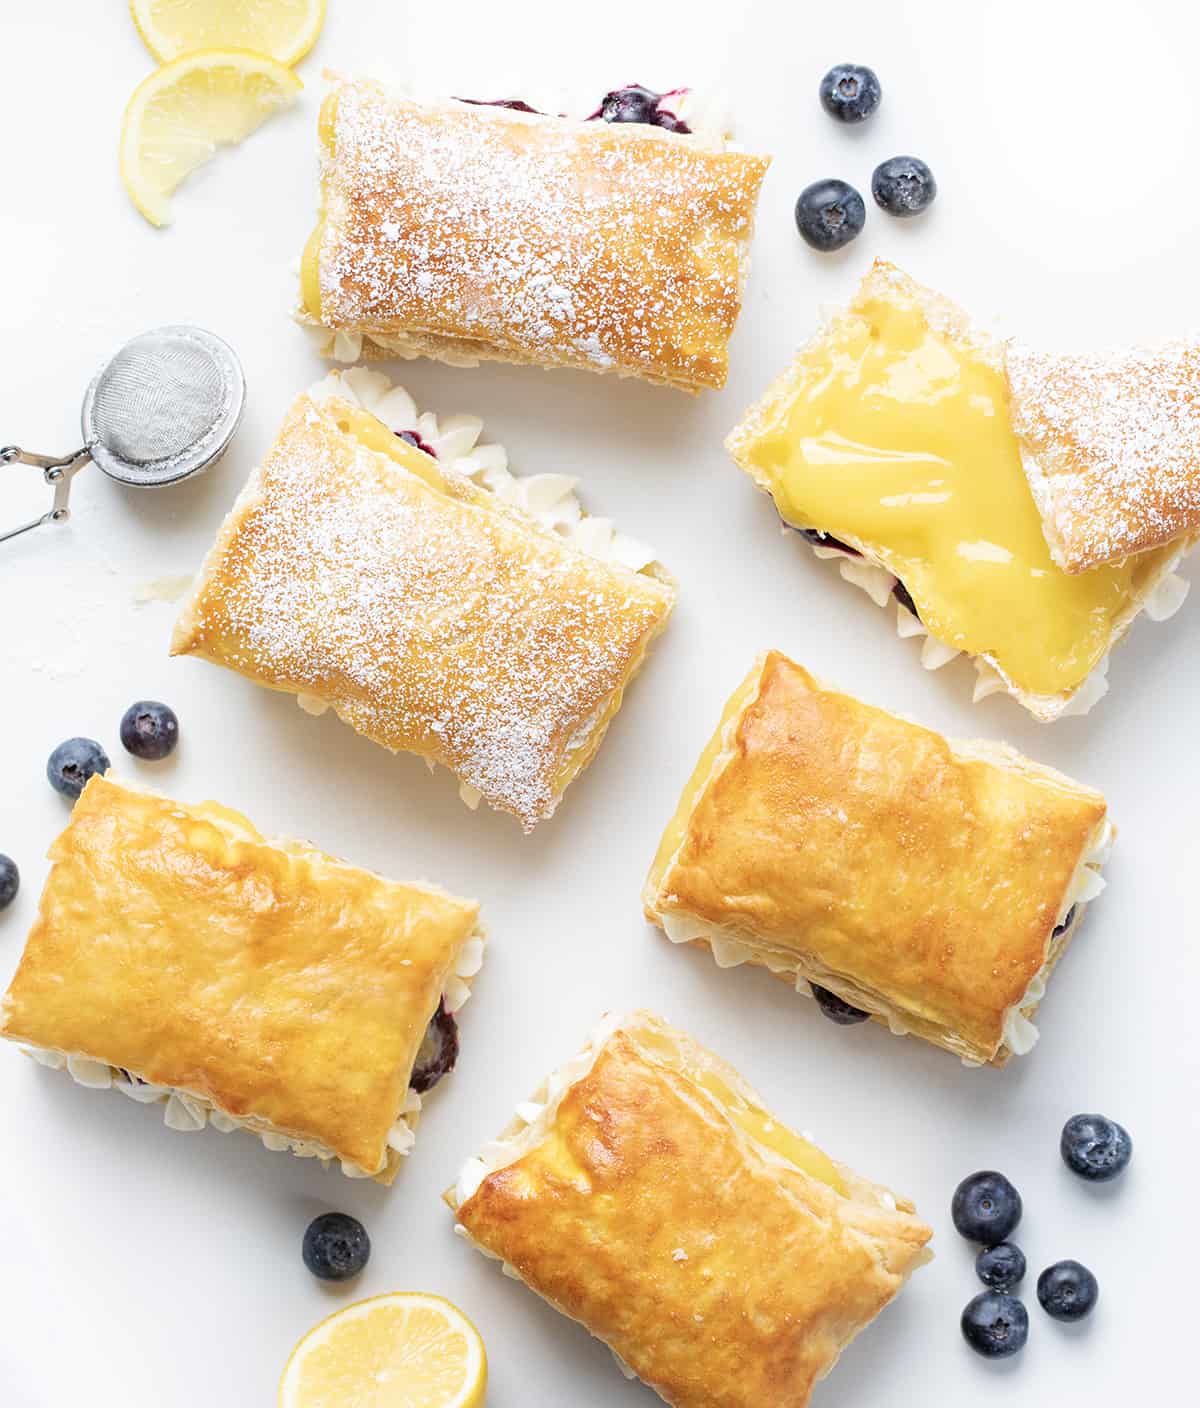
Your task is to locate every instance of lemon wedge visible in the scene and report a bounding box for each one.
[129,0,326,66]
[120,49,301,227]
[278,1293,488,1408]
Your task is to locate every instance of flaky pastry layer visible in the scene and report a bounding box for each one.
[644,653,1112,1066]
[447,1011,931,1408]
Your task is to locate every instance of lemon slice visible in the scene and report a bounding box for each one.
[279,1293,488,1408]
[129,0,327,66]
[120,49,302,227]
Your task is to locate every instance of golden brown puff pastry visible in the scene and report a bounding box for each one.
[171,372,676,830]
[1006,338,1200,572]
[297,78,770,391]
[644,652,1113,1067]
[0,775,484,1181]
[726,260,1192,721]
[447,1011,932,1408]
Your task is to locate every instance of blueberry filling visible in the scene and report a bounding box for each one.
[795,526,861,557]
[460,87,692,134]
[459,97,543,114]
[589,85,692,133]
[397,429,438,458]
[892,580,919,618]
[410,1001,459,1093]
[1051,904,1077,938]
[810,982,871,1026]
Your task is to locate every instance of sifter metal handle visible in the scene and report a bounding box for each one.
[1,445,93,545]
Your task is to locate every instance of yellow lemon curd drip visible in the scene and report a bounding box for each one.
[634,1026,847,1195]
[741,291,1172,697]
[299,91,339,318]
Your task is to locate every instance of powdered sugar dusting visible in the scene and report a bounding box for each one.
[311,81,769,390]
[175,397,674,828]
[1007,339,1200,571]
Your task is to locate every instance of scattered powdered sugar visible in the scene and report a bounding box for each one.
[1007,339,1200,570]
[178,398,674,828]
[312,81,769,390]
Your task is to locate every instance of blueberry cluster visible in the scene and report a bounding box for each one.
[953,1114,1130,1359]
[795,63,937,252]
[45,700,180,802]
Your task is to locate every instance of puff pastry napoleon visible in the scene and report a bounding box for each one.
[171,369,676,830]
[644,652,1113,1067]
[447,1011,932,1408]
[0,776,485,1182]
[726,259,1192,720]
[1006,338,1200,572]
[298,77,769,390]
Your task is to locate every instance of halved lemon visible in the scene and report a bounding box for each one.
[279,1293,488,1408]
[129,0,327,67]
[120,48,302,227]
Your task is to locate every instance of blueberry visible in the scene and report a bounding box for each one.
[302,1212,370,1282]
[796,528,861,557]
[810,982,870,1025]
[871,155,938,218]
[951,1171,1023,1245]
[410,1001,459,1093]
[652,110,692,134]
[0,854,18,912]
[1037,1260,1098,1322]
[976,1242,1026,1291]
[1060,1113,1132,1182]
[600,85,660,126]
[961,1291,1029,1358]
[892,580,919,618]
[818,64,882,124]
[119,701,179,761]
[46,738,110,800]
[459,97,542,114]
[397,430,438,459]
[794,179,866,252]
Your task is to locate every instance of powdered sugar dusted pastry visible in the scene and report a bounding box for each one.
[726,260,1191,720]
[644,652,1113,1067]
[171,369,675,829]
[1006,338,1200,572]
[0,776,485,1182]
[447,1011,931,1408]
[298,77,769,390]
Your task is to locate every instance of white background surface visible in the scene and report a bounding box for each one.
[2,1,1197,1403]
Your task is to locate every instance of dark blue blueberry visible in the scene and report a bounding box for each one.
[871,155,938,218]
[600,85,660,125]
[119,701,179,761]
[397,430,438,459]
[818,64,882,124]
[651,110,692,134]
[952,1171,1023,1245]
[1037,1260,1098,1322]
[0,854,18,912]
[302,1212,370,1282]
[961,1291,1029,1358]
[1051,905,1077,939]
[810,983,870,1026]
[46,738,110,800]
[892,580,919,618]
[794,179,866,252]
[1060,1113,1132,1182]
[976,1242,1026,1291]
[410,1001,459,1093]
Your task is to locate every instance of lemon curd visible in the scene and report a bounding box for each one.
[299,93,339,319]
[739,291,1172,698]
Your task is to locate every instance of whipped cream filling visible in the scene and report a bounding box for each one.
[805,537,1189,717]
[21,933,485,1177]
[658,814,1113,1063]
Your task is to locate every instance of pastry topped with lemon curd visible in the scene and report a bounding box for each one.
[172,368,675,829]
[447,1011,931,1408]
[726,261,1192,719]
[298,76,769,390]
